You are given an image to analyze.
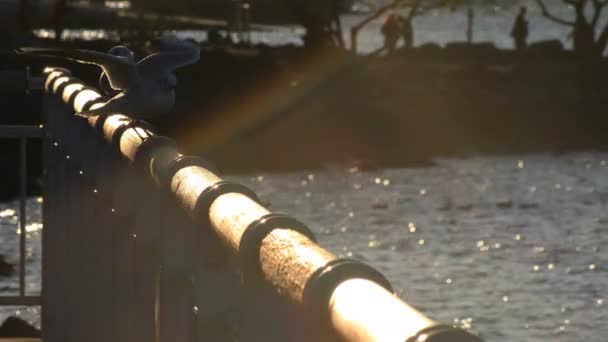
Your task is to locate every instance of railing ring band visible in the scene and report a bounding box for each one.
[239,213,317,282]
[67,85,93,107]
[193,180,260,226]
[133,135,179,177]
[303,258,393,322]
[404,324,483,342]
[108,119,156,152]
[166,155,219,182]
[44,68,71,92]
[43,66,71,77]
[53,77,79,98]
[81,97,107,112]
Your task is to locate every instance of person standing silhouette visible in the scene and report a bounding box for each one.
[511,6,529,51]
[381,13,401,53]
[399,16,413,49]
[571,9,595,57]
[467,8,474,44]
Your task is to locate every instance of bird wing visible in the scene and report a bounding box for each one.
[17,47,137,90]
[135,47,200,79]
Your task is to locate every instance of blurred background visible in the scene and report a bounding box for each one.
[0,1,607,341]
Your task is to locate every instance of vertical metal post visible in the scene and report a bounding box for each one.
[19,137,27,297]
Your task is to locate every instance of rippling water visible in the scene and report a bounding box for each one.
[0,197,43,329]
[1,152,607,340]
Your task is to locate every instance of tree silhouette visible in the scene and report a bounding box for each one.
[286,0,346,49]
[350,0,458,54]
[535,0,608,58]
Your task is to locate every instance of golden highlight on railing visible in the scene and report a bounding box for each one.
[41,66,484,342]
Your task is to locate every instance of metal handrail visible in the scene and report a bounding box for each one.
[41,67,483,342]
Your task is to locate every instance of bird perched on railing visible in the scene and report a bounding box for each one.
[17,36,200,120]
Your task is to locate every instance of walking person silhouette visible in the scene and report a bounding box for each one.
[511,6,529,51]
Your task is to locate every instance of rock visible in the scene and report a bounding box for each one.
[456,203,473,211]
[518,203,540,210]
[496,200,513,209]
[371,200,388,210]
[437,197,453,211]
[0,255,13,277]
[0,317,40,337]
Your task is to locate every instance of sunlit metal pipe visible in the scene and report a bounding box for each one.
[42,67,484,342]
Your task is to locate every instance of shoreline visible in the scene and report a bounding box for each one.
[1,39,607,198]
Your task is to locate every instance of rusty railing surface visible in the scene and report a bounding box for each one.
[40,66,484,342]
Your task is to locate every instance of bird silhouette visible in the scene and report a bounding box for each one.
[18,36,200,120]
[98,45,135,97]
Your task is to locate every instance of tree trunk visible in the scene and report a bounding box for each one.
[596,24,608,57]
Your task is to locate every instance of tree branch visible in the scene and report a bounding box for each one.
[596,19,608,54]
[591,0,608,27]
[534,0,576,26]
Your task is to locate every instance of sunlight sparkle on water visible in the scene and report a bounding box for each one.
[0,209,15,218]
[454,317,473,330]
[16,223,43,235]
[408,222,416,233]
[104,1,131,9]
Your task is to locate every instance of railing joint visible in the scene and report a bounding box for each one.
[193,180,260,224]
[303,258,393,322]
[239,213,317,283]
[132,135,180,182]
[404,324,484,342]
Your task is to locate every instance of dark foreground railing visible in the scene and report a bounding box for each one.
[41,66,484,342]
[0,125,42,308]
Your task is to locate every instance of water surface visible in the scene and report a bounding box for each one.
[2,152,606,340]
